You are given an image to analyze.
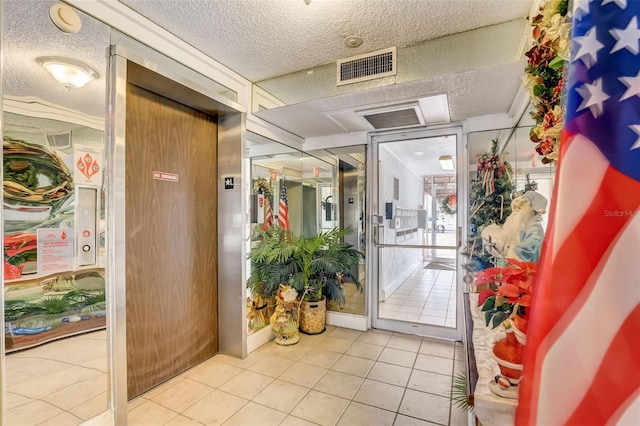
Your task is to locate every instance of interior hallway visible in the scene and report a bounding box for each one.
[379,264,457,327]
[5,326,468,426]
[128,326,467,426]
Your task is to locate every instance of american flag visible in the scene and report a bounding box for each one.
[261,197,273,231]
[516,1,640,425]
[278,180,289,230]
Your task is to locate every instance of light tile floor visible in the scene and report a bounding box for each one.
[379,264,457,327]
[5,329,109,426]
[4,326,469,426]
[129,326,469,426]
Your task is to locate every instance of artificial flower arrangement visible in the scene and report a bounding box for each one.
[476,258,536,332]
[476,258,538,397]
[523,0,570,164]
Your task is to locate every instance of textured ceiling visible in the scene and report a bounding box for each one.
[119,0,533,82]
[3,1,109,119]
[116,0,536,142]
[3,0,540,163]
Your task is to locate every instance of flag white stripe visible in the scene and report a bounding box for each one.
[612,392,640,426]
[537,212,640,424]
[552,135,609,259]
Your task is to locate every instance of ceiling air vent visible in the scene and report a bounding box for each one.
[337,47,396,86]
[46,131,72,150]
[356,102,425,130]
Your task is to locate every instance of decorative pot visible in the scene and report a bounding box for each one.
[326,298,342,312]
[512,315,527,345]
[489,329,524,399]
[266,296,276,319]
[247,295,269,331]
[299,296,326,335]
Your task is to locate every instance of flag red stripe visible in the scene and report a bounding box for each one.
[528,165,638,339]
[564,305,640,425]
[518,158,640,424]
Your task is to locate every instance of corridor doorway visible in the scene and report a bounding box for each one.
[370,128,465,341]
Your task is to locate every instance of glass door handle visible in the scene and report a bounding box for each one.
[457,226,462,249]
[372,215,384,245]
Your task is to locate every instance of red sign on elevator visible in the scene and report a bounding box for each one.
[153,171,179,182]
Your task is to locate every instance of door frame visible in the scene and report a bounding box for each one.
[367,126,467,341]
[106,43,246,424]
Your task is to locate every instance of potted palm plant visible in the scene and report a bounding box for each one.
[246,227,291,331]
[287,227,363,334]
[248,226,363,335]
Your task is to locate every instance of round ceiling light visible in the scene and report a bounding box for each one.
[36,56,98,90]
[344,35,363,48]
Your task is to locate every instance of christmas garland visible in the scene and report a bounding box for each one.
[440,194,457,215]
[252,177,272,200]
[524,0,570,164]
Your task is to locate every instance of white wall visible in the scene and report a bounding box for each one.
[378,145,423,300]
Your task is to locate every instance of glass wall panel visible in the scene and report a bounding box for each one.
[2,1,110,423]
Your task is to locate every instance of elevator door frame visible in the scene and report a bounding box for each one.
[107,44,246,424]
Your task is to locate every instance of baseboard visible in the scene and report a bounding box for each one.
[381,263,416,300]
[247,326,274,353]
[326,312,368,331]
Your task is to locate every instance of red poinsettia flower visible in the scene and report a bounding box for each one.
[478,258,537,328]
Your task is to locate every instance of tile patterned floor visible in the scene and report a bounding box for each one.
[129,326,468,426]
[378,264,457,327]
[5,330,109,426]
[4,327,469,426]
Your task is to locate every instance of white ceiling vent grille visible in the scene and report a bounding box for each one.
[356,102,425,130]
[337,47,396,86]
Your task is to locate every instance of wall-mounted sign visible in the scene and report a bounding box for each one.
[153,171,179,182]
[37,228,74,275]
[225,177,234,189]
[74,144,102,187]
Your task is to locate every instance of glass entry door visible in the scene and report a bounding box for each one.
[370,128,464,340]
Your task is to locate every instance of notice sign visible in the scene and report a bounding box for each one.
[224,177,234,189]
[153,171,179,183]
[74,144,103,187]
[37,228,74,275]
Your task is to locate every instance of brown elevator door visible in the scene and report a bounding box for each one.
[125,82,218,399]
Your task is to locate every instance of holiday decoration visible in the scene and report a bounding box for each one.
[524,0,570,164]
[463,139,513,270]
[440,194,457,215]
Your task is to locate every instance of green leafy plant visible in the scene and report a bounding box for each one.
[247,226,363,307]
[452,370,474,413]
[29,296,73,315]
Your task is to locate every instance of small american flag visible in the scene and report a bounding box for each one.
[278,180,289,230]
[516,1,640,425]
[262,197,273,231]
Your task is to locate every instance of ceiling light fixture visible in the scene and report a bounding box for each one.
[439,155,454,171]
[36,56,98,90]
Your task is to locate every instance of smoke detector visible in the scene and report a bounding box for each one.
[344,35,363,48]
[49,4,82,33]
